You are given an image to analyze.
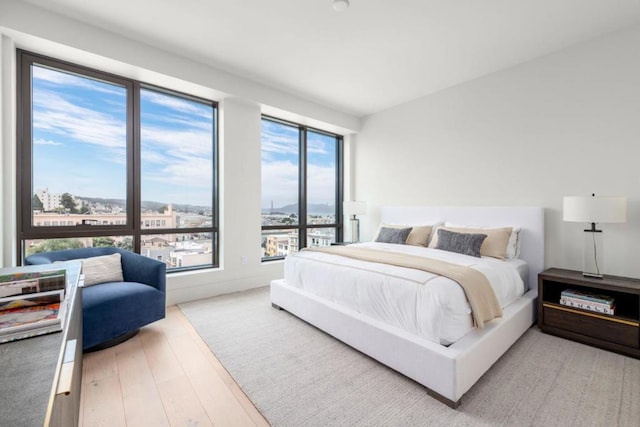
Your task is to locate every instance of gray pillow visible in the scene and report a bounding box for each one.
[375,227,412,244]
[435,229,487,257]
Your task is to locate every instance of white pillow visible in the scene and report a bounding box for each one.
[505,228,522,259]
[81,253,124,287]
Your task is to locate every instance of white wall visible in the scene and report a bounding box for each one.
[166,98,283,304]
[0,34,16,267]
[0,1,358,304]
[355,25,640,278]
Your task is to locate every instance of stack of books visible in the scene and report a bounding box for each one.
[560,288,615,315]
[0,269,67,343]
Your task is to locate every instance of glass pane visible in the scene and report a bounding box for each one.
[261,120,299,226]
[140,88,214,229]
[24,236,133,258]
[141,232,214,270]
[261,229,298,259]
[31,64,127,227]
[307,131,337,225]
[306,228,336,248]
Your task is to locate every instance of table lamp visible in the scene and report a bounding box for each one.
[563,194,627,277]
[344,201,366,243]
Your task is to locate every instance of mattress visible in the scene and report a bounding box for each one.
[283,242,527,345]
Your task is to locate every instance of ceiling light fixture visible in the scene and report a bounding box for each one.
[333,0,350,12]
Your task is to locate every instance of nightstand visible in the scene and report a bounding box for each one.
[538,268,640,358]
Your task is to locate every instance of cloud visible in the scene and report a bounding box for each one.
[307,141,328,155]
[141,90,213,120]
[140,148,168,165]
[307,132,334,156]
[34,138,64,146]
[307,163,336,205]
[33,65,125,97]
[142,127,212,158]
[142,111,212,132]
[261,122,298,161]
[261,160,299,208]
[138,102,214,205]
[261,122,338,166]
[142,155,213,205]
[261,160,336,208]
[33,90,127,150]
[139,124,215,205]
[30,67,215,205]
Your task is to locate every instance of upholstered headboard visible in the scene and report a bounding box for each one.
[380,206,545,290]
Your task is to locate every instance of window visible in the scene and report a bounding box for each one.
[261,116,343,260]
[17,51,218,271]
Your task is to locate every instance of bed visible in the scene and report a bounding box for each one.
[270,206,544,407]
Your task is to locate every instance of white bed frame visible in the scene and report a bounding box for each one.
[270,206,544,407]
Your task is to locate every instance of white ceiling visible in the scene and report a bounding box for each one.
[20,0,640,117]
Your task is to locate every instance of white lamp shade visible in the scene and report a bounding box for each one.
[563,196,627,223]
[344,201,367,216]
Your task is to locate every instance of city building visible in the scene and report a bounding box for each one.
[34,188,64,212]
[32,204,177,228]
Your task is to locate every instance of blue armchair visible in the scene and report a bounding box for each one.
[25,247,166,351]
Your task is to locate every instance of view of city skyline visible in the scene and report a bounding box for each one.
[261,119,337,213]
[26,59,217,270]
[27,61,340,265]
[32,64,214,209]
[260,118,340,259]
[32,65,127,204]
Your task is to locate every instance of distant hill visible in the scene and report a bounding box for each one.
[262,203,335,215]
[77,196,211,213]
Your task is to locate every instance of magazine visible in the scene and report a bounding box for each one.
[0,289,64,311]
[0,269,66,298]
[0,301,65,343]
[0,322,63,343]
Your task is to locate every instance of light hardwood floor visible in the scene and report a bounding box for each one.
[80,306,269,427]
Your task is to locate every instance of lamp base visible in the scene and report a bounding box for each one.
[350,217,360,243]
[582,229,603,278]
[582,271,603,279]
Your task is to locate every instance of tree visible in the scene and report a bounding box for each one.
[158,205,168,214]
[26,238,84,256]
[116,237,134,251]
[92,237,115,247]
[60,193,78,213]
[80,206,90,214]
[32,194,44,211]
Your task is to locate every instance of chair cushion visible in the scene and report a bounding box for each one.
[82,281,165,349]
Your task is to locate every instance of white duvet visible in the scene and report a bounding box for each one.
[283,242,527,345]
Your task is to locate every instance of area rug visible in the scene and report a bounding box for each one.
[179,287,640,426]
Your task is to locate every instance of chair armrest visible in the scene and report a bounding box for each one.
[119,250,166,293]
[24,253,60,265]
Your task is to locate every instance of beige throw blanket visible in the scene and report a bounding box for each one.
[304,246,503,328]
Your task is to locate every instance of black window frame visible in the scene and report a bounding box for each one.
[17,50,219,271]
[261,115,344,261]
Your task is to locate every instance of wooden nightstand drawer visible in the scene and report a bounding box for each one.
[538,268,640,358]
[543,304,639,348]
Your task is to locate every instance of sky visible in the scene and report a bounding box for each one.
[32,64,214,207]
[261,119,337,210]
